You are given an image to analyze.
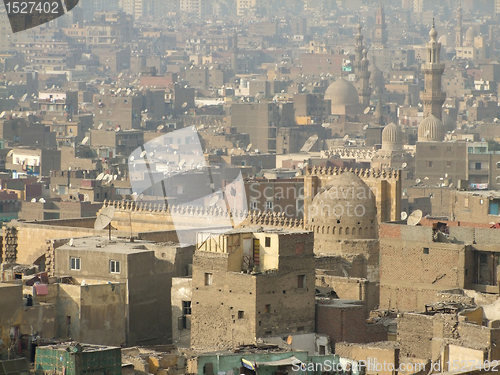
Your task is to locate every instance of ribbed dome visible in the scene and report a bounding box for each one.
[442,112,456,133]
[382,123,403,150]
[308,172,377,241]
[325,78,360,107]
[418,114,445,142]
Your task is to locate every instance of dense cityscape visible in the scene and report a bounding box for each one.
[2,0,500,375]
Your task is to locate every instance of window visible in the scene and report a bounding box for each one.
[265,304,270,313]
[423,247,429,254]
[182,301,191,315]
[475,162,482,170]
[265,237,271,247]
[298,275,306,289]
[447,161,452,167]
[70,257,81,270]
[251,201,258,210]
[428,161,433,167]
[238,311,244,319]
[110,260,120,273]
[205,273,213,285]
[266,201,273,210]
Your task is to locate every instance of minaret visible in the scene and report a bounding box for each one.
[421,20,446,120]
[360,49,372,106]
[455,3,463,47]
[354,23,364,71]
[373,1,388,47]
[404,91,412,107]
[231,32,238,74]
[373,96,383,125]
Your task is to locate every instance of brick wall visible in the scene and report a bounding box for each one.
[316,302,366,345]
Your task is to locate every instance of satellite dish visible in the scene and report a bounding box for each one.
[287,336,293,345]
[140,150,147,158]
[96,173,104,181]
[401,211,408,220]
[94,206,116,239]
[31,198,36,203]
[0,111,5,118]
[98,124,104,130]
[415,178,421,184]
[402,162,407,168]
[364,106,371,114]
[129,156,135,161]
[179,159,186,168]
[157,124,164,130]
[246,143,253,152]
[81,136,89,145]
[363,124,369,130]
[69,238,74,247]
[407,210,423,226]
[343,134,349,141]
[209,195,219,207]
[182,102,188,108]
[7,150,13,157]
[39,198,46,203]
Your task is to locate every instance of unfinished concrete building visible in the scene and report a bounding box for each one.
[380,219,500,312]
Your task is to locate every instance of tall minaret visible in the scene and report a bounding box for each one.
[231,32,238,74]
[359,49,372,106]
[421,20,446,120]
[455,3,463,47]
[354,23,364,71]
[373,1,388,47]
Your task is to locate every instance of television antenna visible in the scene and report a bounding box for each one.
[94,206,116,240]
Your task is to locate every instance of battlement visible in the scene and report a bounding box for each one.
[101,200,305,230]
[306,166,400,180]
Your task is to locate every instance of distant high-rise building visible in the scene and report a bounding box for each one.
[372,1,388,47]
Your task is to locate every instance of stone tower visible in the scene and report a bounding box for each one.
[421,21,446,120]
[455,3,463,47]
[359,49,372,106]
[373,2,388,47]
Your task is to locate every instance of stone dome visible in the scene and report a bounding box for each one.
[308,172,377,241]
[445,46,456,54]
[418,114,445,142]
[382,122,403,150]
[442,112,456,133]
[325,78,360,107]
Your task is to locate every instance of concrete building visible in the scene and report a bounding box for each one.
[230,102,294,154]
[54,237,194,346]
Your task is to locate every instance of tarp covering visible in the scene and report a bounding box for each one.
[254,356,303,367]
